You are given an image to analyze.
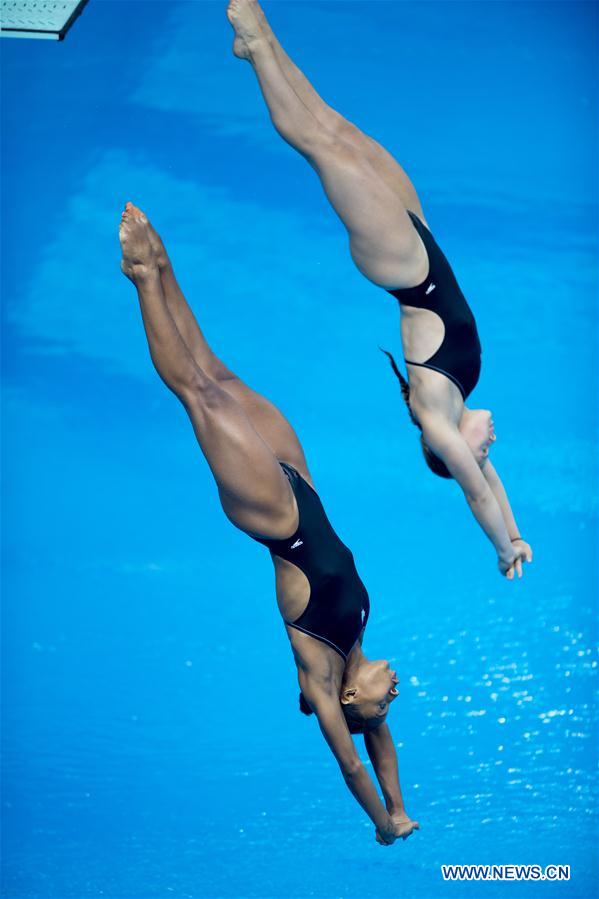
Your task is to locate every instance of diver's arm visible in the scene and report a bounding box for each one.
[363,723,406,814]
[482,459,523,540]
[483,460,533,572]
[417,412,517,574]
[302,683,396,842]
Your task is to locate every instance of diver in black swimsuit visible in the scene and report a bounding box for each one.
[118,202,418,845]
[227,0,533,581]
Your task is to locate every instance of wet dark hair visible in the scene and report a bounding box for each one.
[380,349,453,480]
[299,691,368,734]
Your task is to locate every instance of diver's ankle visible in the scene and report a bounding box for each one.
[246,33,270,60]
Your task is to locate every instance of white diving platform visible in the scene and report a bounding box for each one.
[1,0,89,40]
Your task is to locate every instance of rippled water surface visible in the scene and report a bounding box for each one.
[2,2,597,897]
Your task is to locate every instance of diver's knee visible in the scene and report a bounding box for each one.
[330,116,364,149]
[179,372,223,413]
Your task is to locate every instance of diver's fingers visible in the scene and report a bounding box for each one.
[515,557,523,578]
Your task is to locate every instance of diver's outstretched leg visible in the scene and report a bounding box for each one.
[119,205,299,539]
[252,0,427,221]
[124,203,310,476]
[123,204,234,382]
[227,0,427,290]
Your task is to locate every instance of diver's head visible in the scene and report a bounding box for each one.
[340,658,399,733]
[458,407,496,466]
[298,658,399,733]
[382,349,494,476]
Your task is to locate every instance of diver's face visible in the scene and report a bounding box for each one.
[460,409,496,466]
[354,659,400,723]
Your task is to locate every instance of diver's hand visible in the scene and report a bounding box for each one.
[511,539,533,564]
[394,812,420,840]
[509,540,533,578]
[375,817,397,846]
[498,549,517,578]
[498,543,531,580]
[375,813,420,845]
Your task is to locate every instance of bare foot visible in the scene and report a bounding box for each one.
[119,203,157,282]
[226,0,265,59]
[249,0,270,35]
[123,201,169,270]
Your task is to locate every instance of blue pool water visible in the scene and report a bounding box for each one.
[2,2,597,897]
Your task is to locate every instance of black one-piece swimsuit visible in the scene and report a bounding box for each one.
[251,462,370,661]
[386,210,482,400]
